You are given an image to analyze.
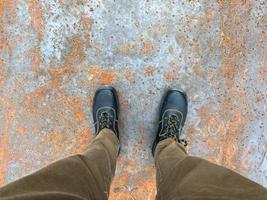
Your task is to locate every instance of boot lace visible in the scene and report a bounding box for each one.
[99,111,113,129]
[160,114,187,146]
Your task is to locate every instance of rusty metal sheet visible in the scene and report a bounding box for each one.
[0,0,266,199]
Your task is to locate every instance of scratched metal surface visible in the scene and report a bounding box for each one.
[0,0,267,199]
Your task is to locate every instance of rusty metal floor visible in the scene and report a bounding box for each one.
[0,0,266,199]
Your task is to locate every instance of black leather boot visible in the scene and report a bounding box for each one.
[152,89,188,155]
[93,86,119,139]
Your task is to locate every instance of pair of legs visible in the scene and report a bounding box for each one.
[0,86,266,200]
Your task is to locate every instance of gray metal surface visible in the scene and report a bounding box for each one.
[0,0,266,199]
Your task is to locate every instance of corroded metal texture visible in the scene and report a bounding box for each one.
[0,0,266,199]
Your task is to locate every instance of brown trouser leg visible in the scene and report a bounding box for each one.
[0,129,119,200]
[155,138,267,200]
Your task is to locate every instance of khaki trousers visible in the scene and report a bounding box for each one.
[0,129,266,200]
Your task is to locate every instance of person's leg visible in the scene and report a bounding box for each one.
[154,138,187,188]
[0,86,121,200]
[0,128,119,200]
[155,138,267,200]
[153,89,267,200]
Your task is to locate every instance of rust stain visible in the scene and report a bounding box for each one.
[0,6,10,55]
[48,66,77,88]
[0,0,17,57]
[168,46,174,54]
[193,0,252,172]
[72,127,92,154]
[175,34,188,48]
[28,0,44,39]
[110,158,156,200]
[169,61,178,68]
[1,0,17,57]
[24,87,48,113]
[258,64,267,83]
[0,98,16,186]
[6,0,17,17]
[145,66,155,76]
[218,0,251,87]
[193,64,201,78]
[260,56,267,83]
[30,91,92,161]
[17,127,26,136]
[165,72,175,82]
[123,67,134,83]
[88,66,117,85]
[219,65,237,86]
[197,105,224,137]
[64,96,86,123]
[64,36,86,66]
[23,65,118,118]
[118,39,155,56]
[48,66,77,78]
[218,0,250,8]
[196,95,249,171]
[216,111,248,170]
[0,0,3,17]
[0,75,4,86]
[117,42,137,54]
[0,0,3,52]
[141,41,154,55]
[110,175,156,200]
[100,71,114,85]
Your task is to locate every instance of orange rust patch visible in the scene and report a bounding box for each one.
[145,66,155,76]
[0,75,4,86]
[48,66,77,79]
[141,42,154,55]
[0,98,16,186]
[168,46,174,54]
[88,66,117,85]
[17,127,26,136]
[24,87,48,113]
[118,40,155,56]
[193,64,201,77]
[48,66,77,88]
[258,64,266,83]
[110,158,156,200]
[211,2,251,172]
[64,37,86,65]
[26,49,42,72]
[169,61,178,68]
[196,76,249,172]
[74,102,86,122]
[0,0,3,52]
[0,0,2,17]
[63,96,86,123]
[0,0,17,57]
[123,67,134,83]
[41,131,66,148]
[165,72,175,81]
[110,175,156,200]
[117,42,136,54]
[100,71,114,85]
[216,111,248,171]
[220,65,237,86]
[28,0,44,39]
[6,39,14,57]
[80,16,94,27]
[218,0,250,87]
[72,127,92,154]
[5,0,17,17]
